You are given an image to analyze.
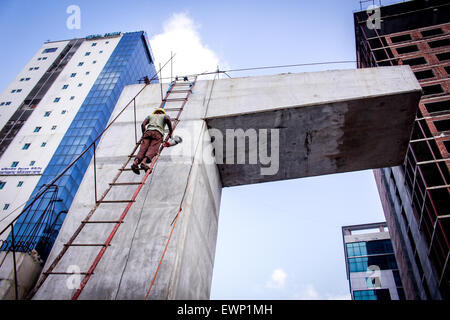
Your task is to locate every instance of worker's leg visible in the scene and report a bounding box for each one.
[131,131,151,174]
[144,130,163,164]
[134,136,151,165]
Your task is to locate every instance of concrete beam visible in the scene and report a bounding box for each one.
[204,66,421,186]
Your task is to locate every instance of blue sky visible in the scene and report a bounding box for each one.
[0,0,404,299]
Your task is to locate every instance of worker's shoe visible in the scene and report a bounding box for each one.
[140,162,150,172]
[131,163,140,175]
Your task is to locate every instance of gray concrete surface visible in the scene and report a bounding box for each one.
[32,66,421,299]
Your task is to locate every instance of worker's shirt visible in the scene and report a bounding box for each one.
[145,114,170,136]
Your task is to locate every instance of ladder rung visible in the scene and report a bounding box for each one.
[164,108,182,111]
[96,200,136,203]
[81,220,124,224]
[64,243,110,247]
[164,98,187,102]
[171,90,191,92]
[120,168,146,171]
[44,272,91,275]
[109,182,142,186]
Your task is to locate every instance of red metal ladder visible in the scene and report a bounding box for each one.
[27,76,198,300]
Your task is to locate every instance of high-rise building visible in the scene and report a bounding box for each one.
[354,0,449,299]
[0,31,157,260]
[342,222,405,300]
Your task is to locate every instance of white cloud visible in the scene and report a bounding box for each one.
[293,284,320,300]
[150,12,227,82]
[266,268,287,289]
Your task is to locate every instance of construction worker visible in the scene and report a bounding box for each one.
[131,108,173,174]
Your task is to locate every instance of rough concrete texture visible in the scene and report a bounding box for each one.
[0,251,42,299]
[205,66,422,186]
[33,67,420,299]
[34,83,221,300]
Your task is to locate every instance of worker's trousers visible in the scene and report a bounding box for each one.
[134,130,163,164]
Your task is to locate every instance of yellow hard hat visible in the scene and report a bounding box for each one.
[152,108,166,115]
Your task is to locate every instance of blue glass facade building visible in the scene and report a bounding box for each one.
[2,31,158,259]
[343,223,405,300]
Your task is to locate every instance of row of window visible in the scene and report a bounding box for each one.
[37,57,48,61]
[28,67,39,71]
[0,102,12,106]
[10,89,22,93]
[44,110,67,117]
[22,141,48,149]
[0,180,24,190]
[346,239,394,257]
[20,78,31,82]
[10,160,36,168]
[33,125,57,132]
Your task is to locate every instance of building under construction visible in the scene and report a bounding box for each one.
[354,0,450,299]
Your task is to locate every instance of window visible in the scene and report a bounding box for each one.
[0,102,4,106]
[414,69,434,80]
[42,57,47,60]
[422,84,443,95]
[42,47,57,53]
[390,34,412,43]
[425,99,450,115]
[17,181,23,187]
[11,161,19,168]
[0,182,5,190]
[34,127,41,132]
[70,96,75,100]
[25,78,30,81]
[41,142,47,147]
[78,62,84,66]
[54,97,60,103]
[92,60,97,64]
[396,45,419,54]
[70,73,76,77]
[51,125,57,130]
[365,277,378,288]
[353,289,391,300]
[37,58,41,61]
[11,89,16,93]
[421,28,443,37]
[5,102,11,106]
[85,71,90,75]
[34,67,39,70]
[85,52,91,56]
[61,110,67,114]
[428,38,450,48]
[99,50,103,54]
[91,43,97,46]
[22,143,31,150]
[62,84,69,89]
[3,204,9,210]
[16,89,22,93]
[44,111,51,117]
[78,83,82,87]
[436,52,450,61]
[433,119,450,132]
[29,67,33,71]
[20,78,24,81]
[105,41,109,44]
[29,161,35,166]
